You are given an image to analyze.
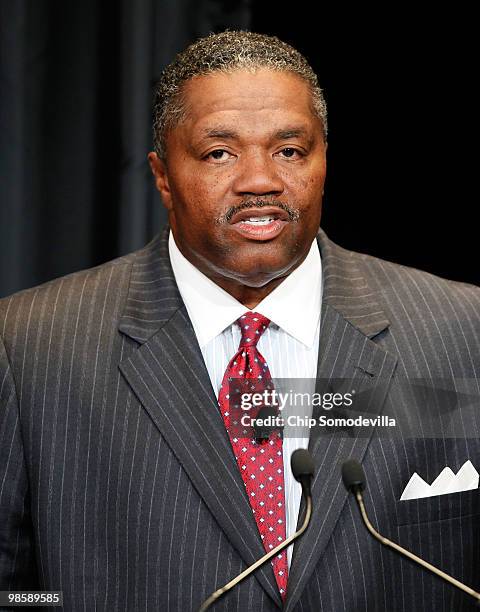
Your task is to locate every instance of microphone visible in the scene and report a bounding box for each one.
[290,447,314,497]
[199,449,315,611]
[342,459,480,605]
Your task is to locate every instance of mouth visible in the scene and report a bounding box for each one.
[228,207,291,241]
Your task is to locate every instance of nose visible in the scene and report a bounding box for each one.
[231,151,284,197]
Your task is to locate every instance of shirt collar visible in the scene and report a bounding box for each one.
[168,231,322,349]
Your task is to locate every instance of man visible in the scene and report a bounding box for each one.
[1,30,479,611]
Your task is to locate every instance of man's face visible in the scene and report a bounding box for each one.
[149,68,327,289]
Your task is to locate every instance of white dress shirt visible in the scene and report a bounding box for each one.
[168,231,322,567]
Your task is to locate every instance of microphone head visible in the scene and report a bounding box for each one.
[291,449,315,483]
[342,459,366,493]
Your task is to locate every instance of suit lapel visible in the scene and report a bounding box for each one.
[285,231,398,611]
[118,229,282,607]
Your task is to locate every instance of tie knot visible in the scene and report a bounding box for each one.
[237,312,270,347]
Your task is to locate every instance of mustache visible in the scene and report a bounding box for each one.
[218,198,300,224]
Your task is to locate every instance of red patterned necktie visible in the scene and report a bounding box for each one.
[218,312,288,599]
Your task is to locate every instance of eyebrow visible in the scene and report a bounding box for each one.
[199,126,312,142]
[201,128,239,140]
[274,128,309,140]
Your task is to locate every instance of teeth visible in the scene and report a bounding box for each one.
[244,216,275,225]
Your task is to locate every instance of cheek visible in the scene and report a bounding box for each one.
[174,168,230,214]
[170,187,226,245]
[302,165,326,190]
[280,162,326,193]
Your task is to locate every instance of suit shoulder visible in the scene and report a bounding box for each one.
[355,250,479,297]
[0,250,136,348]
[352,249,480,324]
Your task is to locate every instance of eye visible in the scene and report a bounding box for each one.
[277,147,303,160]
[205,149,233,162]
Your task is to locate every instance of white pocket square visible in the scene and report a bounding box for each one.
[400,460,479,501]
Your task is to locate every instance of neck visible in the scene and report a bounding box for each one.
[169,230,313,309]
[207,248,311,308]
[212,275,288,309]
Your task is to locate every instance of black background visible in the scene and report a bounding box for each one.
[253,3,477,283]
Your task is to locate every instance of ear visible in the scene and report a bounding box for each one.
[148,152,173,211]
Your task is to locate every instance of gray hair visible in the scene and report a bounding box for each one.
[152,30,328,159]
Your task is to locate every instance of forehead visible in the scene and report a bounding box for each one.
[179,69,320,136]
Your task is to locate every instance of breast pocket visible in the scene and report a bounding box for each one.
[389,489,480,609]
[394,488,480,526]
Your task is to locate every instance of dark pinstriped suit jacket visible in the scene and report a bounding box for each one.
[1,228,480,611]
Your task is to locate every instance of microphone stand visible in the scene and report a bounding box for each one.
[198,494,312,612]
[199,447,315,612]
